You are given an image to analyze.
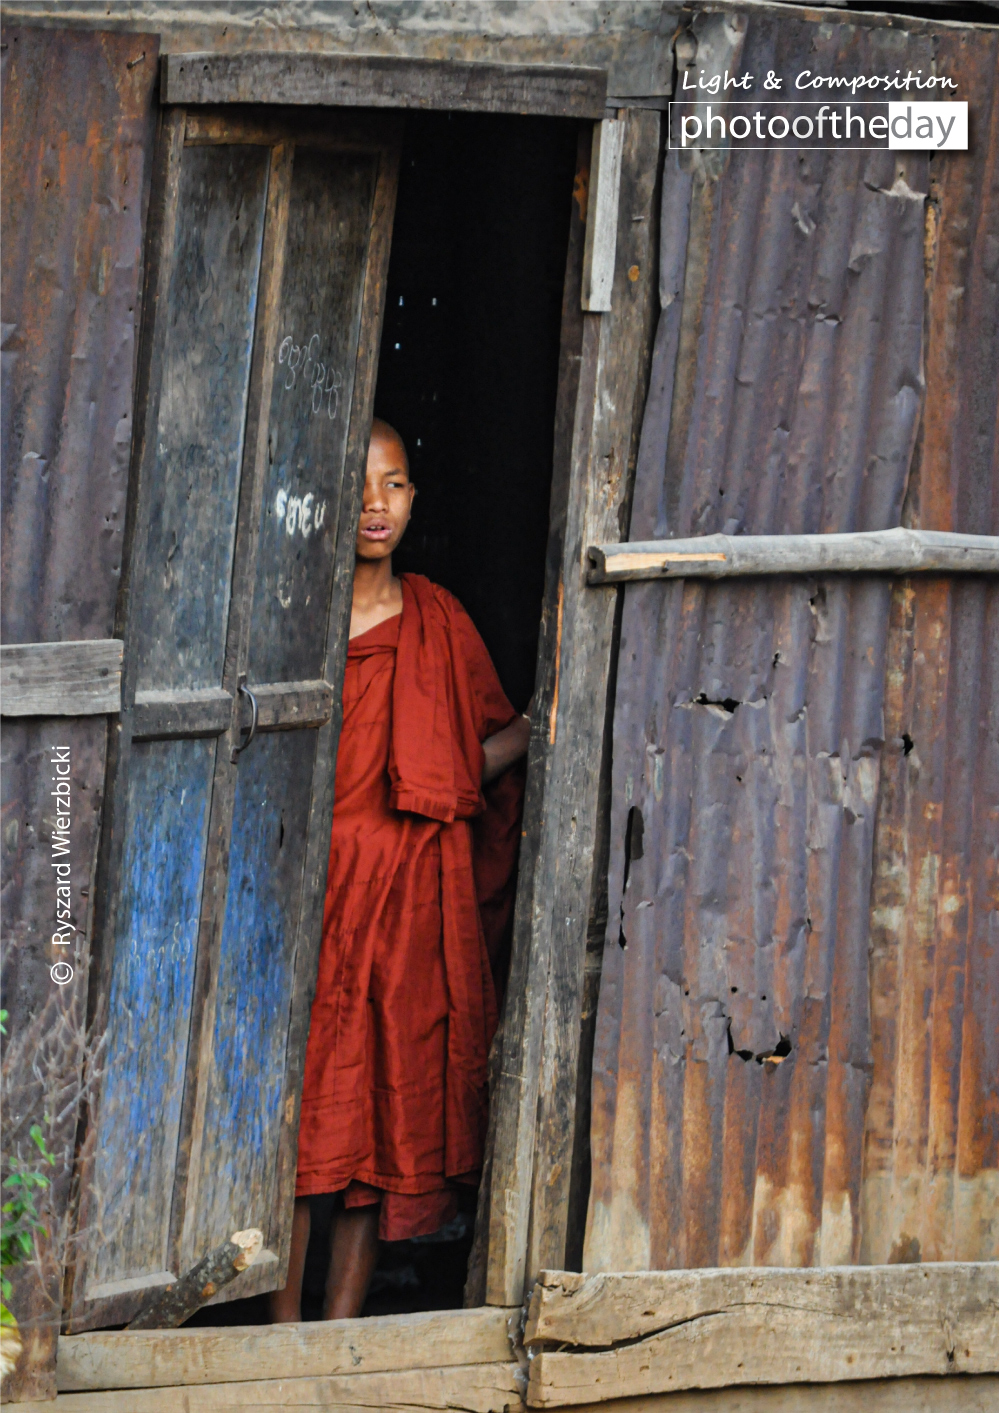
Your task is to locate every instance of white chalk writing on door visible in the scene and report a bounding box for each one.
[274,488,329,539]
[277,333,341,419]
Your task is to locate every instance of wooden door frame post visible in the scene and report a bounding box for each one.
[485,108,662,1306]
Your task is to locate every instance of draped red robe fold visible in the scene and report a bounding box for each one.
[296,575,522,1238]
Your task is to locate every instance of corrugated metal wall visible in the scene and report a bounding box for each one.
[585,8,999,1272]
[0,25,157,1398]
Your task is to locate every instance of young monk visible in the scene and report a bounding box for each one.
[270,419,530,1321]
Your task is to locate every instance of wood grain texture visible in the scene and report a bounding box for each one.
[24,1362,523,1411]
[132,140,270,694]
[126,1230,262,1331]
[65,106,188,1336]
[524,1264,999,1406]
[0,640,122,716]
[163,50,608,119]
[132,687,233,739]
[468,121,590,1312]
[535,1376,999,1413]
[484,109,661,1305]
[581,120,624,313]
[588,529,999,583]
[248,680,333,731]
[58,1305,516,1390]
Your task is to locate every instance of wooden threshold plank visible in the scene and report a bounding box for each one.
[552,1376,999,1413]
[162,51,608,120]
[587,529,999,583]
[36,1359,522,1411]
[57,1305,517,1390]
[1,639,122,716]
[524,1265,999,1407]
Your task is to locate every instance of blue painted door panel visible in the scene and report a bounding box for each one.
[90,738,214,1294]
[185,730,317,1257]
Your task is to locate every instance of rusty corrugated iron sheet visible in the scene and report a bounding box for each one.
[585,7,998,1272]
[1,25,157,1398]
[862,24,999,1265]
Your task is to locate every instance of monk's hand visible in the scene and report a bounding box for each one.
[482,712,532,785]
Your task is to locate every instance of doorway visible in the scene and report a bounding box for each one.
[190,106,579,1326]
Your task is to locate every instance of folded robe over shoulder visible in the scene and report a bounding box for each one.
[296,575,523,1232]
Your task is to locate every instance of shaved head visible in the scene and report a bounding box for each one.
[369,418,409,474]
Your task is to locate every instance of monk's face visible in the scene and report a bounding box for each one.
[356,426,415,562]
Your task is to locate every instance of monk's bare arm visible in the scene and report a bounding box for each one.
[482,714,531,784]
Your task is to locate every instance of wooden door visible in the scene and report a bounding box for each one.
[68,107,399,1329]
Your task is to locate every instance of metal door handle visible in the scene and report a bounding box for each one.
[230,675,259,763]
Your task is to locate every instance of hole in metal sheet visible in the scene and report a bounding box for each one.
[694,692,740,713]
[902,732,914,755]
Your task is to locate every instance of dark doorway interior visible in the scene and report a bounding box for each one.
[189,107,577,1327]
[376,109,578,711]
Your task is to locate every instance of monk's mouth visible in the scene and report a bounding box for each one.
[361,523,392,540]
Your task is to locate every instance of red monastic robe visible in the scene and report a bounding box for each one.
[296,574,522,1239]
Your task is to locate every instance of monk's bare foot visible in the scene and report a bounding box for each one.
[324,1204,379,1319]
[268,1197,311,1322]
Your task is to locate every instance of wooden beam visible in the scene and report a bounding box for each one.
[1,640,122,716]
[524,1264,999,1407]
[581,119,625,312]
[485,109,662,1307]
[132,687,232,740]
[58,1305,516,1391]
[587,529,999,583]
[162,51,608,120]
[533,1377,999,1412]
[35,1361,523,1411]
[249,679,333,731]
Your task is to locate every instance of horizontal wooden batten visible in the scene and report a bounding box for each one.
[132,687,232,740]
[0,639,122,716]
[162,52,608,119]
[524,1264,999,1407]
[57,1304,517,1391]
[587,528,999,583]
[251,679,333,731]
[130,680,333,741]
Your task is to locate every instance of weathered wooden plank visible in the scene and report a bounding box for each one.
[540,1376,999,1413]
[163,50,608,120]
[132,687,232,739]
[132,141,270,693]
[130,682,333,739]
[58,1306,516,1390]
[249,680,333,730]
[581,119,624,313]
[484,109,661,1305]
[65,106,188,1335]
[0,640,122,716]
[524,1264,999,1406]
[164,139,296,1311]
[85,738,216,1301]
[25,1361,524,1411]
[587,529,999,583]
[180,730,318,1269]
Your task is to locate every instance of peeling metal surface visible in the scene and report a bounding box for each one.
[0,25,157,1397]
[0,2,675,98]
[861,24,999,1266]
[1,25,157,644]
[586,7,999,1273]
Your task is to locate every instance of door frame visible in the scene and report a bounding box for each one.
[68,53,662,1330]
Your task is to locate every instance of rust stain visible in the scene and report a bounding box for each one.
[585,8,998,1276]
[549,576,563,746]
